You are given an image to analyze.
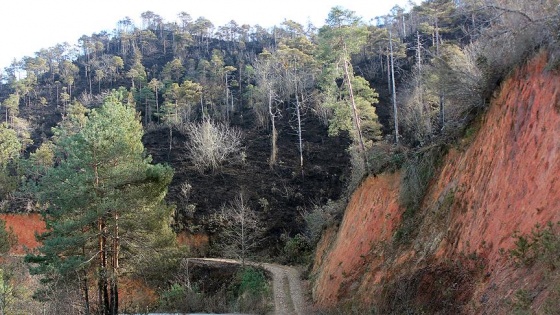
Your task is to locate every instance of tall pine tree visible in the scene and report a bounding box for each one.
[26,90,176,315]
[318,7,382,168]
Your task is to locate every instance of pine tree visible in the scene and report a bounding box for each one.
[318,7,382,169]
[26,90,176,315]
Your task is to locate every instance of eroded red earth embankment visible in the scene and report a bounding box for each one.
[312,172,402,306]
[312,52,560,313]
[0,213,45,255]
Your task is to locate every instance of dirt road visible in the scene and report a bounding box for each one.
[188,258,308,315]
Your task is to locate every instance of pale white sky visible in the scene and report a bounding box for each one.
[0,0,419,71]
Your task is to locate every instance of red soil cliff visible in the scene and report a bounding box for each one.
[312,52,560,313]
[0,213,45,255]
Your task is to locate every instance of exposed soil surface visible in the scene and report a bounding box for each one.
[0,213,45,255]
[312,52,560,313]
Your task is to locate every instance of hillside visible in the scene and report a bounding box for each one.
[2,0,560,313]
[311,51,560,314]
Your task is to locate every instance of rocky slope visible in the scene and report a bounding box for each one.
[311,52,560,313]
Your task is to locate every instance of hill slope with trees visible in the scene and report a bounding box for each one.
[1,0,560,313]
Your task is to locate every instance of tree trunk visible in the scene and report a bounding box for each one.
[238,63,243,109]
[435,16,440,56]
[86,66,92,96]
[94,163,109,315]
[295,86,304,175]
[434,17,445,131]
[389,28,399,145]
[342,50,368,169]
[386,54,391,93]
[169,125,173,156]
[98,217,109,315]
[225,74,230,121]
[145,99,149,125]
[155,87,159,123]
[439,93,445,131]
[416,31,422,71]
[200,94,205,120]
[268,89,277,168]
[110,211,119,315]
[231,86,234,114]
[402,14,407,38]
[241,208,245,267]
[82,249,91,315]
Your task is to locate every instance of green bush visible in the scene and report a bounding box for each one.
[506,221,560,314]
[509,221,560,269]
[367,142,405,175]
[0,170,18,201]
[282,233,312,265]
[0,218,16,255]
[230,266,272,314]
[237,266,269,296]
[395,145,446,244]
[158,283,187,312]
[510,289,532,315]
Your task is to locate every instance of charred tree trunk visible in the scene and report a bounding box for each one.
[268,89,277,168]
[294,87,304,175]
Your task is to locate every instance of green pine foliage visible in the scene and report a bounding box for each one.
[317,7,382,159]
[0,123,21,169]
[26,90,177,314]
[0,123,22,201]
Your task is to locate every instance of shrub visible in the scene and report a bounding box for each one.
[367,142,405,175]
[508,221,560,269]
[347,145,367,195]
[304,199,346,244]
[510,289,532,315]
[158,283,187,312]
[473,1,560,102]
[281,233,312,265]
[399,146,443,213]
[231,266,272,314]
[395,145,446,244]
[183,119,243,173]
[237,267,269,296]
[506,222,560,314]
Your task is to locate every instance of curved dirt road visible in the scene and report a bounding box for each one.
[188,258,307,315]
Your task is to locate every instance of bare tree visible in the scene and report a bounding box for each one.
[218,193,263,265]
[253,49,282,168]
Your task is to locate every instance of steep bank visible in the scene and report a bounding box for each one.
[0,213,45,255]
[312,52,560,313]
[312,172,402,305]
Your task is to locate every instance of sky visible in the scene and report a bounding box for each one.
[0,0,419,71]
